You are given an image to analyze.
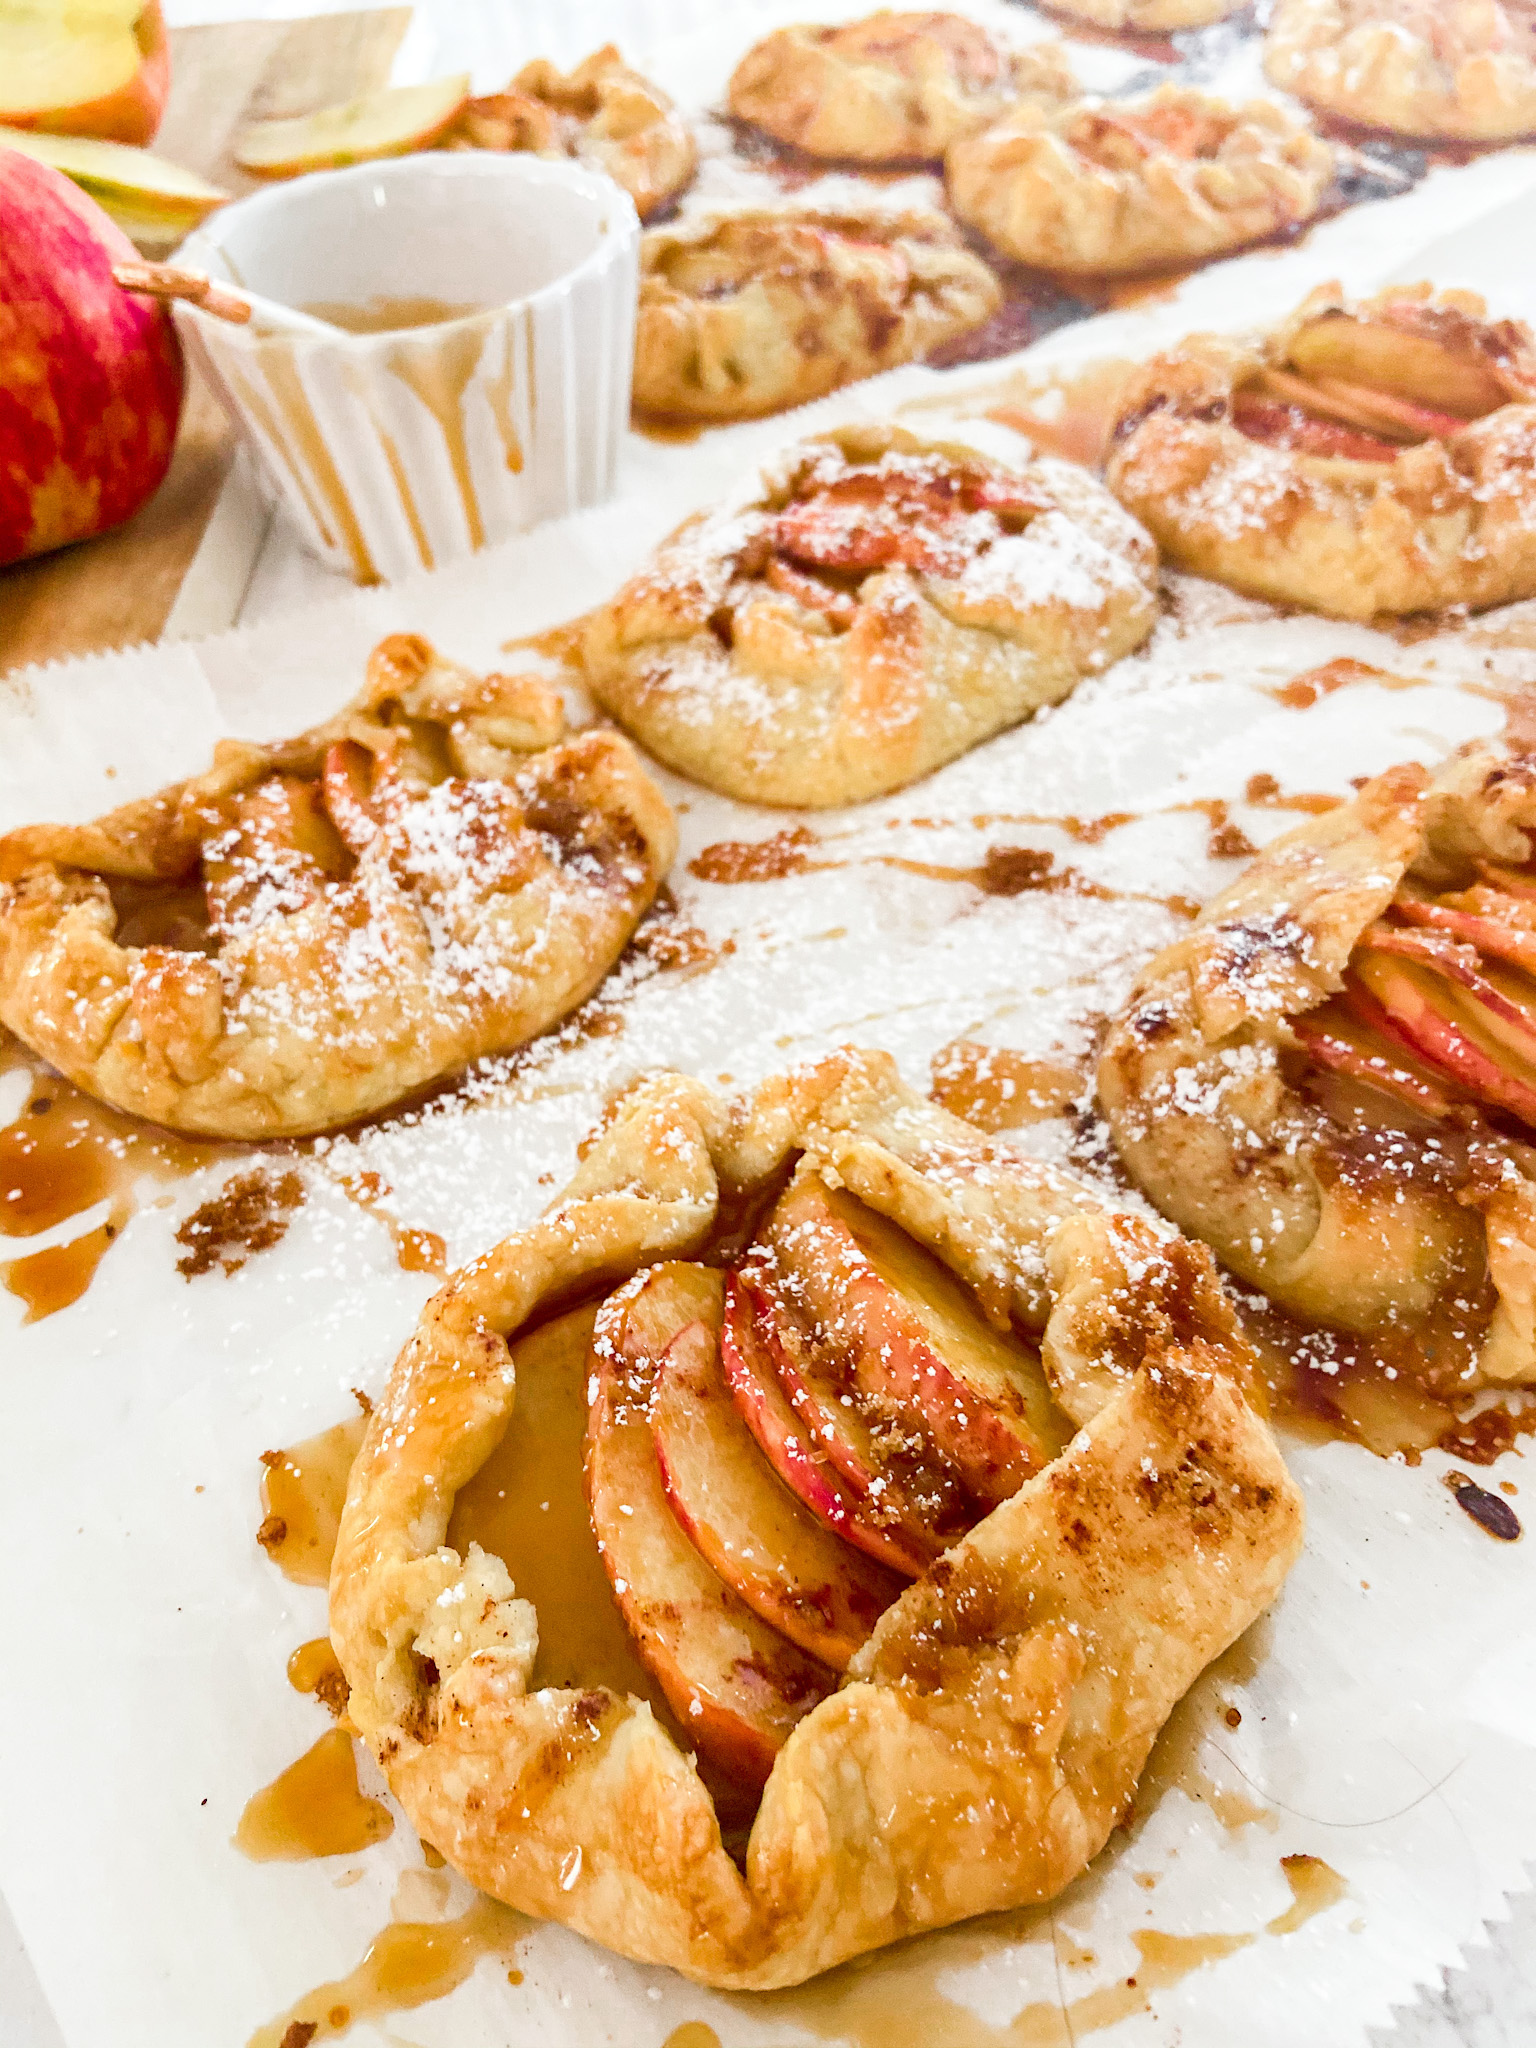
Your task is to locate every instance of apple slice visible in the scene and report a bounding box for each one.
[719,1275,930,1579]
[736,1263,976,1561]
[1351,936,1536,1128]
[586,1262,835,1791]
[1287,313,1509,420]
[234,76,472,179]
[1232,393,1399,465]
[1393,884,1536,976]
[759,1175,1070,1504]
[0,125,227,229]
[0,0,169,149]
[1292,995,1456,1119]
[651,1314,903,1670]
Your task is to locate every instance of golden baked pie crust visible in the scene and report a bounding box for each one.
[1099,745,1536,1389]
[1265,0,1536,143]
[946,84,1335,278]
[632,208,1001,424]
[1043,0,1245,27]
[727,12,1075,163]
[446,43,696,220]
[1105,283,1536,620]
[0,636,675,1139]
[581,421,1159,809]
[330,1048,1303,1989]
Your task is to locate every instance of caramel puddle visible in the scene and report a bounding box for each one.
[247,1896,526,2048]
[1267,1854,1348,1935]
[235,1729,393,1862]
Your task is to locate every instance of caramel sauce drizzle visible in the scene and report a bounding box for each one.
[234,1729,393,1863]
[247,1896,526,2048]
[258,1410,370,1588]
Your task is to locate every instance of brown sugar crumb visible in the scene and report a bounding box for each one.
[977,845,1059,895]
[280,2025,318,2048]
[175,1168,305,1279]
[1224,1706,1242,1729]
[351,1387,374,1417]
[1208,821,1258,861]
[256,1514,287,1552]
[1245,772,1281,803]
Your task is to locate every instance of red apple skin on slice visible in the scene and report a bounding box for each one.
[759,1174,1071,1504]
[1394,887,1536,977]
[586,1262,835,1792]
[651,1314,903,1670]
[719,1276,930,1579]
[737,1264,971,1563]
[1351,940,1536,1129]
[1293,999,1456,1120]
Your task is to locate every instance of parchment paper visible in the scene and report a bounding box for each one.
[6,25,1536,2048]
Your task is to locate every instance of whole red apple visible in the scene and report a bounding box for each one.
[0,146,183,566]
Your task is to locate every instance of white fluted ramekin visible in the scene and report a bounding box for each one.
[174,154,639,584]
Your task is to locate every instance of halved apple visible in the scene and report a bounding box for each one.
[1287,312,1509,421]
[0,0,170,149]
[0,125,227,230]
[719,1275,930,1579]
[234,76,472,179]
[586,1262,835,1790]
[759,1174,1070,1504]
[651,1310,903,1670]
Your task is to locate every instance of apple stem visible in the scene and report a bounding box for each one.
[112,261,253,326]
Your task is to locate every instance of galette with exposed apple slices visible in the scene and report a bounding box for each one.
[0,634,675,1139]
[1265,0,1536,145]
[443,43,696,220]
[947,84,1335,280]
[631,207,1002,424]
[1105,282,1536,620]
[329,1047,1303,1988]
[1099,743,1536,1394]
[581,420,1159,807]
[726,10,1075,163]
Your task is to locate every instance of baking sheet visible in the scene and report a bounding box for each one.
[8,26,1536,2048]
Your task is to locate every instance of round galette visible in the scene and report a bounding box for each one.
[331,1047,1303,1986]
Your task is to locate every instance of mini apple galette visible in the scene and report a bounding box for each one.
[1043,0,1245,28]
[1100,745,1536,1392]
[726,11,1075,163]
[1265,0,1536,144]
[330,1048,1303,1986]
[444,43,696,220]
[0,635,675,1140]
[1106,283,1536,619]
[580,421,1159,808]
[947,85,1335,278]
[632,208,1001,424]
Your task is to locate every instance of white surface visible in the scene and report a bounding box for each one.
[6,403,1536,2048]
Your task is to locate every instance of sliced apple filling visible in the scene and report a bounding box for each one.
[584,1170,1073,1794]
[1299,864,1536,1133]
[1233,307,1516,465]
[730,445,1051,635]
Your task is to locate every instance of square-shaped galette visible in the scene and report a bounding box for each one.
[582,420,1159,807]
[0,636,674,1138]
[330,1049,1303,1987]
